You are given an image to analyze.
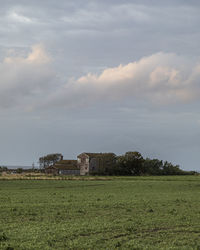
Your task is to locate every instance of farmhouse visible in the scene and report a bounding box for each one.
[45,160,80,175]
[77,152,116,175]
[45,152,116,175]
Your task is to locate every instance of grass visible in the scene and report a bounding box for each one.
[0,175,199,249]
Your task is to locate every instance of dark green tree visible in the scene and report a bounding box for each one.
[39,153,63,169]
[117,151,144,175]
[162,161,182,175]
[142,158,163,175]
[0,166,8,172]
[16,168,23,174]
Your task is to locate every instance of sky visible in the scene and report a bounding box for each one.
[0,0,200,171]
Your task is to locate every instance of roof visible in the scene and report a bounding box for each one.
[55,165,79,170]
[78,152,116,158]
[53,159,78,170]
[56,160,77,165]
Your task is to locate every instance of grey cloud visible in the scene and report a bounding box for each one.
[1,1,200,50]
[0,0,200,81]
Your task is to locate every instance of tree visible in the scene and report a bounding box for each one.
[16,168,23,174]
[162,161,183,175]
[142,158,186,175]
[117,151,144,175]
[0,166,8,172]
[142,158,163,175]
[39,153,63,169]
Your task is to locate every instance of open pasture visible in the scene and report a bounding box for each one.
[0,176,199,249]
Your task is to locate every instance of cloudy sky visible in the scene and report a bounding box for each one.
[0,0,200,170]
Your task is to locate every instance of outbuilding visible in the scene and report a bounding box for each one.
[45,160,80,175]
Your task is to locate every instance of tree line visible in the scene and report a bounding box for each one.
[91,151,197,176]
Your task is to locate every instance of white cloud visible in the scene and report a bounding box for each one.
[1,48,200,111]
[44,52,200,109]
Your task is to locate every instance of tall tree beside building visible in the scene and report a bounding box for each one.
[39,153,63,169]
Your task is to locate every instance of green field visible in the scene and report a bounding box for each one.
[0,176,199,249]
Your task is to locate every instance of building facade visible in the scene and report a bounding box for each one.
[77,152,116,175]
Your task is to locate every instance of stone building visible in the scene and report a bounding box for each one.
[45,152,116,176]
[77,152,116,175]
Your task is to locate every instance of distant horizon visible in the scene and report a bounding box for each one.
[0,1,200,172]
[1,165,39,169]
[1,152,199,172]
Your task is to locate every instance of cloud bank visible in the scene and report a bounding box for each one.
[45,52,200,109]
[0,45,200,110]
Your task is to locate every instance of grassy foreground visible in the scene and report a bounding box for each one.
[0,176,199,249]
